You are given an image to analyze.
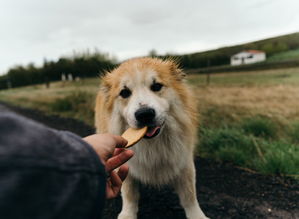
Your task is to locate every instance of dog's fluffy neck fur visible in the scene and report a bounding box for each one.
[130,128,192,186]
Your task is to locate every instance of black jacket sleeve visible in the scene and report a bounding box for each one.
[0,112,106,219]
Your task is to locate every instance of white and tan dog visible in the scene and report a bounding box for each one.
[95,57,208,219]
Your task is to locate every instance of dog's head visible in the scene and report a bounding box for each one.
[100,57,186,138]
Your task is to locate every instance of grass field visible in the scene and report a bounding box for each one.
[1,67,299,177]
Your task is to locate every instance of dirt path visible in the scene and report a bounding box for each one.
[1,103,298,219]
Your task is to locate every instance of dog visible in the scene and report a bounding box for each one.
[95,57,208,219]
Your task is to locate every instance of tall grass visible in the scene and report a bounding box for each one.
[199,128,255,166]
[289,121,299,144]
[49,90,96,124]
[241,117,277,139]
[198,116,299,176]
[254,141,299,175]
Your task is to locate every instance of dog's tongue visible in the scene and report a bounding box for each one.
[145,126,160,137]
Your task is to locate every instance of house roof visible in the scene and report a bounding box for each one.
[243,50,264,54]
[231,50,265,58]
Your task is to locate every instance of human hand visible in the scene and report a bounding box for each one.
[83,134,134,199]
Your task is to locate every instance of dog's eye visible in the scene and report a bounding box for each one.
[119,88,131,98]
[150,82,163,92]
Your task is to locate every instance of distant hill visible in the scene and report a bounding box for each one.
[172,32,299,69]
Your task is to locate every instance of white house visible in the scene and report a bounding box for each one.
[230,50,266,66]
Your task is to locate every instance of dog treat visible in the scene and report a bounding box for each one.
[121,126,148,148]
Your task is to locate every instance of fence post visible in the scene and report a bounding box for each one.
[206,59,211,85]
[45,77,50,88]
[7,80,12,89]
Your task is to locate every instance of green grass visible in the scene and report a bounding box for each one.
[48,91,96,124]
[198,113,299,176]
[198,125,299,176]
[241,117,277,139]
[49,90,93,112]
[289,121,299,144]
[254,141,299,175]
[199,128,255,166]
[267,48,299,63]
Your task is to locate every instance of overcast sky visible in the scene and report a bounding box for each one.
[1,0,299,74]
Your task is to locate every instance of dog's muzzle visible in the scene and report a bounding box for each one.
[135,107,162,139]
[135,107,156,127]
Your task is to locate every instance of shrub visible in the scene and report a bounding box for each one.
[50,90,93,111]
[200,105,244,129]
[289,122,299,143]
[254,141,299,175]
[198,127,299,176]
[49,91,95,123]
[215,146,249,166]
[50,98,73,111]
[199,128,255,165]
[242,117,277,139]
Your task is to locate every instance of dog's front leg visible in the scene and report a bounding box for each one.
[173,162,209,219]
[118,175,139,219]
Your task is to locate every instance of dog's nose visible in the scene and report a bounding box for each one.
[135,107,156,126]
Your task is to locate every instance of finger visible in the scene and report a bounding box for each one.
[105,178,114,199]
[108,171,122,198]
[105,150,134,173]
[117,164,129,181]
[110,170,122,187]
[113,148,125,156]
[111,135,128,148]
[106,151,127,178]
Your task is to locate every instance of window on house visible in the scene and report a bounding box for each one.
[247,55,253,58]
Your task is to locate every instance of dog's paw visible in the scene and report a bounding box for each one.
[189,216,210,219]
[117,211,137,219]
[191,214,210,219]
[186,209,210,219]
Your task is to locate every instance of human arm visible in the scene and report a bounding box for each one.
[0,112,130,219]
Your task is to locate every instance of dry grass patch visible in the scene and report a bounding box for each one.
[0,80,100,110]
[195,85,299,123]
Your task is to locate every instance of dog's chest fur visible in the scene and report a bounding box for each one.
[128,127,192,186]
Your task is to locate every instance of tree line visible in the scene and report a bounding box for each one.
[0,51,117,90]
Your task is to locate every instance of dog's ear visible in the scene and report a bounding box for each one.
[100,72,113,94]
[169,61,186,81]
[99,72,116,113]
[173,68,186,81]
